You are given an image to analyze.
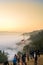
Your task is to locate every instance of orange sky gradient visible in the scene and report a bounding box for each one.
[0,1,43,32]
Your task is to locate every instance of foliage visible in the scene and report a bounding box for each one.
[23,30,43,53]
[0,50,8,63]
[23,45,30,54]
[17,51,22,56]
[30,30,43,50]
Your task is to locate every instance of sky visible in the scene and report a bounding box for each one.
[0,0,43,60]
[0,0,43,32]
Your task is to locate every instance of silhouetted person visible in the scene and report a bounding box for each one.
[17,54,20,65]
[3,60,9,65]
[19,57,23,65]
[37,50,40,57]
[13,54,17,65]
[25,53,29,65]
[22,54,26,65]
[34,51,38,65]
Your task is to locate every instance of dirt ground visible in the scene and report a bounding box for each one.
[0,55,43,65]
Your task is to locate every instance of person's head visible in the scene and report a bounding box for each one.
[14,54,17,58]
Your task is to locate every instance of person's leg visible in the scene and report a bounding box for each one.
[13,63,14,65]
[25,62,27,65]
[34,59,36,65]
[13,63,15,65]
[34,60,37,65]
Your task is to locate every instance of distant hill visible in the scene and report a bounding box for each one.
[21,29,43,45]
[22,29,43,36]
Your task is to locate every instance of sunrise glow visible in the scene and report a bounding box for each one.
[0,1,43,32]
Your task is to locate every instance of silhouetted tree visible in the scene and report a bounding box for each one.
[0,50,8,63]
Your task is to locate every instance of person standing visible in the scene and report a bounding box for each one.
[19,57,23,65]
[25,53,29,65]
[22,54,26,65]
[3,60,9,65]
[17,54,20,65]
[13,54,17,65]
[34,50,38,65]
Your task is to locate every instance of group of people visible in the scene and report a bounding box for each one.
[13,53,29,65]
[3,53,29,65]
[13,50,40,65]
[3,50,40,65]
[34,50,40,65]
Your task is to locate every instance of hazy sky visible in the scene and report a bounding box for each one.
[0,0,43,32]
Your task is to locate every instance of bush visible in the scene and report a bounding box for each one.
[0,50,8,63]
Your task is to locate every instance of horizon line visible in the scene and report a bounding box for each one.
[0,29,43,33]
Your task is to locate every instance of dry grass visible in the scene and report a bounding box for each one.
[38,55,43,65]
[29,55,43,65]
[0,55,43,65]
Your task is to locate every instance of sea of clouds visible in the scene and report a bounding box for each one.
[0,33,30,61]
